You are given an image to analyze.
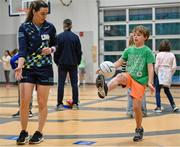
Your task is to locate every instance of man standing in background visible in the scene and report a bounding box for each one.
[54,19,82,111]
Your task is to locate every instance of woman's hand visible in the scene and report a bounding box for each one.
[15,66,23,81]
[41,47,52,55]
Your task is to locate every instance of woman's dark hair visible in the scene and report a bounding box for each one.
[159,40,171,52]
[5,50,11,57]
[25,0,48,22]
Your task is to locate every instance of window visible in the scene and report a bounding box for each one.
[104,55,121,62]
[104,9,126,22]
[129,8,152,20]
[172,70,180,83]
[175,54,180,66]
[156,39,180,51]
[145,39,152,49]
[129,24,152,34]
[156,7,180,19]
[104,40,126,51]
[156,23,180,35]
[104,25,126,36]
[100,4,180,84]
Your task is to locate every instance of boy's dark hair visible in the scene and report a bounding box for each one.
[132,25,150,41]
[159,40,171,52]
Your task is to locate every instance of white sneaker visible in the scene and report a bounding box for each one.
[173,106,179,112]
[154,107,162,113]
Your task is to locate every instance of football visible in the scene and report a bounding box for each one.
[99,61,116,78]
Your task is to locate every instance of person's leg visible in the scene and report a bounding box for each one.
[36,85,50,132]
[154,76,162,111]
[163,87,174,106]
[57,67,67,106]
[133,98,144,141]
[163,87,178,111]
[141,95,146,110]
[96,73,128,98]
[69,68,79,106]
[127,88,133,117]
[28,96,33,117]
[141,95,147,117]
[4,70,10,85]
[12,81,21,118]
[19,83,34,130]
[133,99,143,128]
[17,83,34,144]
[7,70,10,84]
[29,96,33,111]
[29,85,50,144]
[108,73,127,91]
[29,85,35,111]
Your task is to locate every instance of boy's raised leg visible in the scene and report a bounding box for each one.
[96,74,108,99]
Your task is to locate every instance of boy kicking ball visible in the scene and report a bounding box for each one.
[96,25,155,142]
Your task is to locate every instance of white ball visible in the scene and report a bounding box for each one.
[99,61,116,78]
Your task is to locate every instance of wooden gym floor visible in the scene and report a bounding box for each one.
[0,84,180,146]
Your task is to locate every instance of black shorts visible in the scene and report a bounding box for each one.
[20,66,54,85]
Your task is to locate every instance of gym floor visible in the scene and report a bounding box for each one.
[0,84,180,146]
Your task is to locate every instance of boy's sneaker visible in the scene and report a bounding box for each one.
[96,74,108,99]
[29,131,44,144]
[72,104,79,110]
[133,127,144,142]
[154,107,162,113]
[16,130,29,145]
[56,104,64,111]
[12,111,20,118]
[172,105,179,112]
[29,111,33,117]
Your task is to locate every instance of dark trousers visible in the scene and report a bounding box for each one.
[4,70,10,84]
[154,74,175,108]
[57,66,79,106]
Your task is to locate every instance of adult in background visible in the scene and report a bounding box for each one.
[15,0,56,145]
[0,50,11,87]
[54,19,82,111]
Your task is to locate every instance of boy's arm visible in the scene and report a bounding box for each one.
[148,63,155,94]
[114,58,124,69]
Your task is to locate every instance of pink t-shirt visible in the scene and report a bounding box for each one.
[155,52,176,86]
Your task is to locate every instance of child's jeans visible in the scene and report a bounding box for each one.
[127,88,147,114]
